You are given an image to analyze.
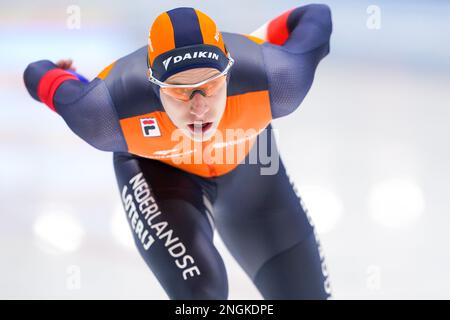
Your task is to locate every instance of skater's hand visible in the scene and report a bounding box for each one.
[56,59,76,71]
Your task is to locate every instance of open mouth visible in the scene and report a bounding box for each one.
[187,122,213,134]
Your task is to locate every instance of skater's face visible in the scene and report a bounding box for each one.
[160,67,227,142]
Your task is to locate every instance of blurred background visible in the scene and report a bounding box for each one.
[1,0,450,299]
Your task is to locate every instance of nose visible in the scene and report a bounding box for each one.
[189,91,209,117]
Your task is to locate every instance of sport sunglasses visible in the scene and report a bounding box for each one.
[147,53,235,102]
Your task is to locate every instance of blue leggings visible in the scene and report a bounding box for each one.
[113,134,331,299]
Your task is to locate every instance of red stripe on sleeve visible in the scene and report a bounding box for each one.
[37,69,78,112]
[267,9,295,46]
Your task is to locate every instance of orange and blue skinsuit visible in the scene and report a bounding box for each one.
[24,5,333,299]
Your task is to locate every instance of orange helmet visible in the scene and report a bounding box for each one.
[147,7,230,82]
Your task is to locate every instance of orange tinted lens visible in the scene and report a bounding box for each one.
[161,75,227,101]
[161,87,192,101]
[200,75,226,96]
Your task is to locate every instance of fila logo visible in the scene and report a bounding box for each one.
[162,51,220,70]
[140,118,161,137]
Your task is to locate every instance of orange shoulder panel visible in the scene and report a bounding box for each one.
[97,62,115,80]
[243,34,265,45]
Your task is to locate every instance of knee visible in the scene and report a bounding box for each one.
[253,234,331,300]
[188,281,228,300]
[169,273,229,300]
